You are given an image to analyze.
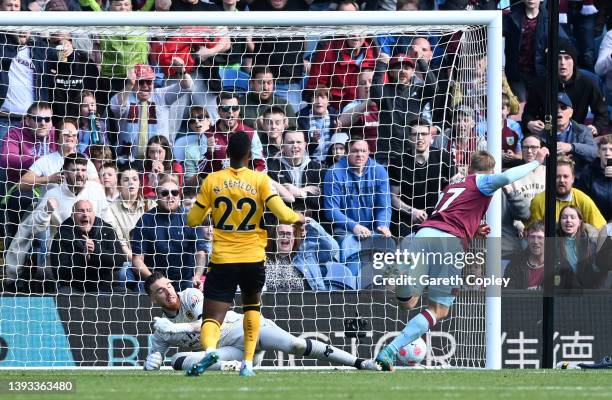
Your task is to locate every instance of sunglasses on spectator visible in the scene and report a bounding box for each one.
[31,115,52,123]
[558,104,570,111]
[189,114,209,122]
[159,189,180,197]
[218,105,240,113]
[409,131,431,137]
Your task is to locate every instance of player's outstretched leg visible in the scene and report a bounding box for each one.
[299,338,380,370]
[186,351,220,377]
[258,324,380,370]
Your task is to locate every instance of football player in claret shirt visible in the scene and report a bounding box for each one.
[375,148,549,371]
[187,131,305,376]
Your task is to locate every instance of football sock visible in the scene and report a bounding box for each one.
[304,338,358,367]
[242,303,261,363]
[201,318,221,351]
[388,309,436,353]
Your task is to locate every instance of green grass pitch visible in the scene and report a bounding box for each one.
[1,369,611,400]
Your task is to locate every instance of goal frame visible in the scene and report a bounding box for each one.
[0,10,503,370]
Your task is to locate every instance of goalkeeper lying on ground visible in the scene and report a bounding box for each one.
[143,272,380,372]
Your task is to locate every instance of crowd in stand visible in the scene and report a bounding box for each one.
[0,0,611,294]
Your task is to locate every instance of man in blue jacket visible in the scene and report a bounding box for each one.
[130,175,208,292]
[323,137,392,275]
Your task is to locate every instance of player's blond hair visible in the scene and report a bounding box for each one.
[469,151,495,173]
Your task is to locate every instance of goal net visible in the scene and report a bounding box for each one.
[0,11,501,369]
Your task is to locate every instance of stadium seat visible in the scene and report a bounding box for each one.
[219,67,250,94]
[323,262,357,290]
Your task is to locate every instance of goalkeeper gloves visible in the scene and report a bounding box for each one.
[144,352,163,371]
[153,317,193,334]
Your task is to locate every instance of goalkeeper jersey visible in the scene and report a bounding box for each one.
[163,288,244,327]
[188,166,301,263]
[163,288,204,325]
[150,289,273,355]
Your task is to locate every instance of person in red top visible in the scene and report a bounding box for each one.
[151,26,231,124]
[375,147,549,371]
[141,135,184,200]
[199,92,265,177]
[307,35,377,110]
[501,93,522,168]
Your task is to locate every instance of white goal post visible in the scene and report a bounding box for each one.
[0,10,502,370]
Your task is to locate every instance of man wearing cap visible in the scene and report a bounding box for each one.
[537,92,598,169]
[370,52,436,166]
[523,39,608,137]
[110,63,193,164]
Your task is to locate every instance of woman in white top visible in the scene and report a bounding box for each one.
[108,167,154,258]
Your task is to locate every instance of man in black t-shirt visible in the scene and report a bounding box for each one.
[388,118,455,236]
